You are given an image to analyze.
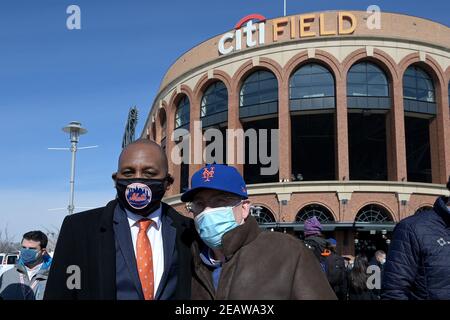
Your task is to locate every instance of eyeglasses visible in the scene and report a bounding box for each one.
[187,196,242,215]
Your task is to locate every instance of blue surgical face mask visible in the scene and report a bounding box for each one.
[194,202,243,249]
[20,248,41,266]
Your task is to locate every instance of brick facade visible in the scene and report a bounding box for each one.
[143,11,450,233]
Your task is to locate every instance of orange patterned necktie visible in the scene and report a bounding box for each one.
[136,219,155,300]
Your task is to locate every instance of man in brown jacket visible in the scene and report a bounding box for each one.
[181,164,336,300]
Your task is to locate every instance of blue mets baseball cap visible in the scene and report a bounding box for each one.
[180,164,248,202]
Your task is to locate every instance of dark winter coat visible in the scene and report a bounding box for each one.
[191,216,337,300]
[382,196,450,300]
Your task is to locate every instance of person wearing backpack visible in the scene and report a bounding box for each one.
[303,217,348,300]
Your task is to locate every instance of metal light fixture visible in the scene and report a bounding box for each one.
[63,121,87,144]
[48,121,98,215]
[63,122,87,215]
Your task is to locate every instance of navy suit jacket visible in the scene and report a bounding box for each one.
[44,200,195,300]
[114,204,181,300]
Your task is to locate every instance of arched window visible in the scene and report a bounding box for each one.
[404,66,435,102]
[348,62,389,97]
[289,63,335,110]
[239,70,278,119]
[295,204,335,223]
[403,65,436,114]
[175,96,190,129]
[290,63,336,181]
[175,97,190,192]
[240,70,279,183]
[251,206,275,224]
[403,66,434,182]
[355,204,393,223]
[347,62,390,109]
[158,109,167,150]
[201,81,228,118]
[201,81,228,163]
[347,62,390,181]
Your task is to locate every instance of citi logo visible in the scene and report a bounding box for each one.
[218,14,266,55]
[437,238,450,247]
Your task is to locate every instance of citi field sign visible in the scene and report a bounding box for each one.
[218,12,358,55]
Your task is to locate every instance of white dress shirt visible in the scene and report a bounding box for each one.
[26,262,43,281]
[126,206,164,295]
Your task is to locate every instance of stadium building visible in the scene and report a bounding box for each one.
[141,10,450,255]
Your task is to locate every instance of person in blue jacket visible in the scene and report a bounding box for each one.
[0,231,52,300]
[382,176,450,300]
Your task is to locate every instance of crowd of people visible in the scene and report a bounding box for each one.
[301,216,386,300]
[1,139,449,300]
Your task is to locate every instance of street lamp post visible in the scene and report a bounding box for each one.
[48,121,98,215]
[62,122,87,215]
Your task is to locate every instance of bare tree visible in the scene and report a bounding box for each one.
[42,226,60,254]
[0,226,20,253]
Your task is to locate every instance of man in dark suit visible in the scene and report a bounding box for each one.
[44,139,194,300]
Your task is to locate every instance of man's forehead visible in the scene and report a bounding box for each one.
[120,143,157,158]
[120,149,158,164]
[119,143,165,167]
[22,239,41,247]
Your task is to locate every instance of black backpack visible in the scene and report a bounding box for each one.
[304,238,328,271]
[304,238,345,286]
[324,252,346,287]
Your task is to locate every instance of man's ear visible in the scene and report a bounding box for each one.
[165,174,174,191]
[112,172,117,182]
[241,200,252,220]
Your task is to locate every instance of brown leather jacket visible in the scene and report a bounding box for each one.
[191,216,337,300]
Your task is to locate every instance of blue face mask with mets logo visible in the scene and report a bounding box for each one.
[194,202,243,249]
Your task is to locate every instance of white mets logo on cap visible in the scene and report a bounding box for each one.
[125,183,152,209]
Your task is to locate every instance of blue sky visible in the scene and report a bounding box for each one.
[0,0,449,241]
